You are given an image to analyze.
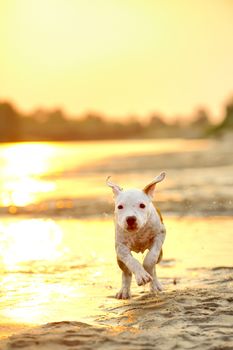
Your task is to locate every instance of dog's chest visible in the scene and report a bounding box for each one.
[124,229,156,253]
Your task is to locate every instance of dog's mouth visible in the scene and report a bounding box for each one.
[126,224,138,232]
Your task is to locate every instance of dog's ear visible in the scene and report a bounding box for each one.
[143,172,166,199]
[106,176,123,197]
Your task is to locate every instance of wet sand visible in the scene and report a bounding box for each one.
[1,267,232,350]
[0,217,232,349]
[0,137,232,348]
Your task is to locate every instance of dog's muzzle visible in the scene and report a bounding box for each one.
[126,216,138,231]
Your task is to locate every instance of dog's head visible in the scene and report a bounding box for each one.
[106,172,166,232]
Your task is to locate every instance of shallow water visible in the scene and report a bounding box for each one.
[0,139,212,206]
[0,138,232,340]
[0,139,232,216]
[0,216,232,328]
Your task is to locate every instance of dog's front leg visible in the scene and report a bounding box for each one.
[116,243,152,287]
[143,229,166,292]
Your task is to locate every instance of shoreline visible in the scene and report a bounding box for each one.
[0,198,232,218]
[0,209,232,348]
[1,267,232,349]
[0,323,33,341]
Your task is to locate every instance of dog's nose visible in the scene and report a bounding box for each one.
[126,216,137,226]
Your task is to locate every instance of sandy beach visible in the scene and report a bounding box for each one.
[1,0,233,346]
[0,216,232,350]
[0,266,232,350]
[0,138,232,349]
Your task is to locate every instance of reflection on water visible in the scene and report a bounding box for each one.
[2,143,54,177]
[0,216,232,326]
[0,139,209,208]
[0,220,63,269]
[0,217,116,325]
[0,143,56,207]
[0,139,232,329]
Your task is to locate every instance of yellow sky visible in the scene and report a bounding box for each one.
[1,0,233,121]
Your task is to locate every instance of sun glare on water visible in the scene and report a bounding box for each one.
[2,143,54,177]
[0,139,210,208]
[0,143,56,207]
[0,219,63,270]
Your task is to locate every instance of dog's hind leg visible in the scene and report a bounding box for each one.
[116,259,132,299]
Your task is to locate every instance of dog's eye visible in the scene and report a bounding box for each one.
[117,204,123,210]
[139,203,146,209]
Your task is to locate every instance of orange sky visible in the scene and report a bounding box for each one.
[1,0,233,121]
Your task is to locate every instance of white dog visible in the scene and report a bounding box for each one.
[107,172,166,299]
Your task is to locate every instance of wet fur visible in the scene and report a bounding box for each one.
[107,172,166,299]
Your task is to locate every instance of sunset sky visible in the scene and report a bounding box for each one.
[1,0,233,121]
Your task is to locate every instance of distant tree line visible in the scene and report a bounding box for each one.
[0,98,232,142]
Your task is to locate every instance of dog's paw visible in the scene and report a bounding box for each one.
[115,288,131,300]
[150,279,163,292]
[135,269,152,286]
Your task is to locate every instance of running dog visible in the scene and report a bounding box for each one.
[107,172,166,299]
